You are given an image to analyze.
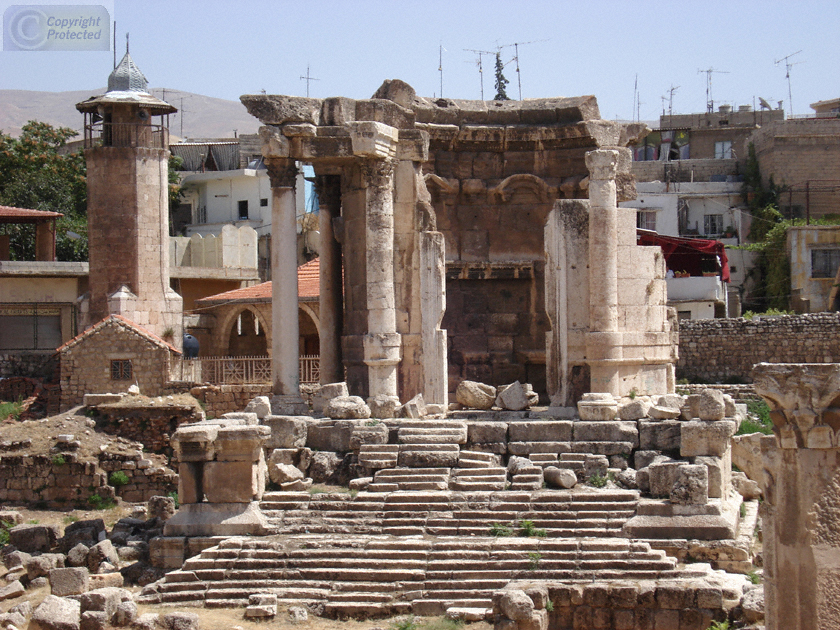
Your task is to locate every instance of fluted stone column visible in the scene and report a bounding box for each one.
[753,362,840,630]
[266,158,307,415]
[361,158,401,412]
[315,174,344,385]
[585,149,622,395]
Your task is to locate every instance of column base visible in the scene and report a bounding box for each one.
[270,394,310,416]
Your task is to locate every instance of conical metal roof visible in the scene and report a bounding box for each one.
[108,52,148,93]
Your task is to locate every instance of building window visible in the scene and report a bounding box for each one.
[197,205,207,224]
[714,141,733,159]
[260,198,268,207]
[238,200,249,220]
[636,210,657,231]
[677,311,692,320]
[111,360,132,381]
[812,249,840,279]
[704,214,724,236]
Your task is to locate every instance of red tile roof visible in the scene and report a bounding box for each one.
[56,314,181,355]
[195,258,320,304]
[0,205,63,222]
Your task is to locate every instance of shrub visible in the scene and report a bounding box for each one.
[51,455,66,466]
[489,523,513,537]
[108,471,130,487]
[87,494,116,510]
[748,570,762,584]
[589,473,608,488]
[168,491,179,509]
[391,616,418,630]
[527,551,541,571]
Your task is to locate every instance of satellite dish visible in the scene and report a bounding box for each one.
[759,97,772,110]
[137,109,149,120]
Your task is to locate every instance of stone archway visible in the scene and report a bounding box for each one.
[225,307,268,356]
[299,305,320,356]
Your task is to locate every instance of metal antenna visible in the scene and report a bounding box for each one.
[632,74,638,122]
[775,50,802,117]
[438,45,446,98]
[496,39,548,100]
[125,32,128,54]
[464,48,494,100]
[697,67,729,113]
[299,65,320,98]
[666,85,680,119]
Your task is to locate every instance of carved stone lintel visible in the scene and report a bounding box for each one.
[360,158,397,190]
[265,158,298,189]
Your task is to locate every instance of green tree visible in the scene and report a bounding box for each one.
[494,52,510,101]
[0,121,88,261]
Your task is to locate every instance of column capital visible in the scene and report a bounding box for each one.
[585,149,619,180]
[360,158,397,190]
[265,158,298,189]
[752,362,840,449]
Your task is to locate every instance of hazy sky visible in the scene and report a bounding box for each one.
[1,0,838,121]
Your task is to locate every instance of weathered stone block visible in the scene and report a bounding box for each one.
[693,454,729,499]
[306,419,361,452]
[639,420,681,451]
[508,421,572,442]
[262,416,307,449]
[670,464,708,505]
[215,425,270,462]
[10,523,59,553]
[327,395,371,419]
[50,567,89,597]
[349,424,389,450]
[468,422,508,444]
[148,537,185,569]
[203,461,263,503]
[619,399,651,420]
[680,420,737,457]
[456,380,496,410]
[573,421,639,445]
[697,389,726,421]
[178,462,202,505]
[31,595,80,630]
[648,462,684,498]
[170,425,218,462]
[577,393,618,421]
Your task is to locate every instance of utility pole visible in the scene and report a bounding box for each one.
[438,45,445,98]
[775,50,802,117]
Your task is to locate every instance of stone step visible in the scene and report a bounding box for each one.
[399,444,460,453]
[458,450,497,463]
[413,599,492,616]
[451,467,506,477]
[449,481,507,492]
[395,420,468,430]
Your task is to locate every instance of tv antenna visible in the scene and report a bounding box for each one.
[464,48,494,100]
[775,50,802,117]
[698,67,729,113]
[437,45,446,98]
[632,74,640,122]
[299,65,320,98]
[662,85,679,120]
[498,39,548,100]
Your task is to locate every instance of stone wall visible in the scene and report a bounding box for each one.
[0,352,57,380]
[495,580,734,630]
[0,450,176,507]
[186,384,273,418]
[677,313,840,382]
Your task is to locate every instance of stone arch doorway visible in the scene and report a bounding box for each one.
[226,308,268,356]
[298,305,320,356]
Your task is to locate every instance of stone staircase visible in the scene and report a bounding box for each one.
[358,444,399,470]
[449,467,507,491]
[259,489,640,539]
[368,468,451,492]
[141,534,713,618]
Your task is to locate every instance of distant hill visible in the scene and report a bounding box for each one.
[0,88,261,139]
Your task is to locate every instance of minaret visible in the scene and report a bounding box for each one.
[76,52,183,350]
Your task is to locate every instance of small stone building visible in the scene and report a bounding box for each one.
[57,314,180,410]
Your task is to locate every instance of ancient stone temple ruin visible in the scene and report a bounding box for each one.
[239,80,676,414]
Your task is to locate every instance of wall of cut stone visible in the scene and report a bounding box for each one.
[0,451,176,506]
[187,384,273,418]
[677,313,840,382]
[0,352,57,380]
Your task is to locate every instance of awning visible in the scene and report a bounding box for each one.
[637,230,730,283]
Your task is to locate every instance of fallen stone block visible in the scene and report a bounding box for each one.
[30,595,80,630]
[577,393,618,421]
[544,466,577,489]
[680,420,737,457]
[456,380,496,410]
[26,553,65,580]
[670,464,709,505]
[162,612,199,630]
[10,524,59,553]
[0,580,24,601]
[697,389,726,421]
[244,395,272,419]
[50,567,89,597]
[327,396,370,419]
[262,416,307,449]
[639,420,681,451]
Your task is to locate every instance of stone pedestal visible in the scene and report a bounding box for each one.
[168,422,270,537]
[753,362,840,630]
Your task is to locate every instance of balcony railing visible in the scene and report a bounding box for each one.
[83,122,169,149]
[176,355,320,385]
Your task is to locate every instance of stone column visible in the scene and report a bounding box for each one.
[585,149,622,395]
[752,362,840,630]
[315,174,344,385]
[266,158,308,415]
[361,158,401,413]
